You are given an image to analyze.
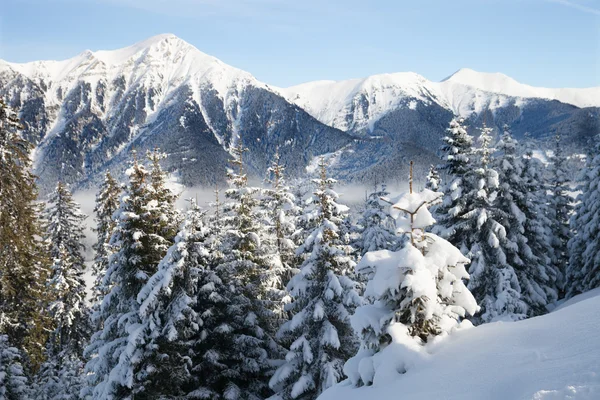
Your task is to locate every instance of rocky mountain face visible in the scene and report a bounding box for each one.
[0,34,598,193]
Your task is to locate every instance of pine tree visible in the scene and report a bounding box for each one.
[354,185,397,256]
[135,199,208,397]
[0,335,30,400]
[186,194,239,400]
[567,137,600,296]
[434,117,476,249]
[82,150,179,399]
[494,127,556,317]
[92,172,121,305]
[425,165,441,191]
[199,144,279,400]
[548,135,573,296]
[436,121,527,323]
[345,164,477,387]
[262,151,300,289]
[466,124,527,323]
[261,151,300,324]
[0,98,50,370]
[520,138,559,307]
[269,158,361,400]
[43,182,90,358]
[35,182,90,400]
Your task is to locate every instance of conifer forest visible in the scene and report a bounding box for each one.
[1,92,599,400]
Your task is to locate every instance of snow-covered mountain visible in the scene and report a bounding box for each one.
[0,34,352,192]
[278,68,600,134]
[0,34,598,192]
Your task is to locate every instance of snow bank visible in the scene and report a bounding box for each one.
[320,290,600,400]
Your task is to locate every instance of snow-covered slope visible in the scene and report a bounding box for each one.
[320,289,600,400]
[0,34,351,191]
[278,68,600,132]
[445,68,600,109]
[280,73,445,132]
[0,34,597,191]
[0,33,264,145]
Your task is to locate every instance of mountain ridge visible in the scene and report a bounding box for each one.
[0,34,597,193]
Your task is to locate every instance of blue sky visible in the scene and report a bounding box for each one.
[1,0,599,88]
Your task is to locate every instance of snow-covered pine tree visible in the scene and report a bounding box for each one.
[548,135,573,296]
[269,157,361,400]
[186,191,241,400]
[262,151,301,308]
[434,117,475,250]
[465,124,527,323]
[82,150,179,399]
[34,182,90,400]
[345,163,477,387]
[42,182,90,357]
[520,137,559,306]
[92,172,121,305]
[425,165,441,191]
[567,137,600,297]
[0,335,30,400]
[494,127,556,317]
[354,184,397,256]
[289,178,311,248]
[135,199,208,397]
[0,99,50,370]
[436,122,526,323]
[204,143,281,400]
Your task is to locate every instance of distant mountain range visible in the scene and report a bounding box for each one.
[1,33,598,193]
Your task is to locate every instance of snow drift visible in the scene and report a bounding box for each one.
[319,288,600,400]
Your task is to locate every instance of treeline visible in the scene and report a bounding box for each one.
[0,99,599,400]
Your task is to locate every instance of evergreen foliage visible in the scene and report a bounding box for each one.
[346,174,477,387]
[0,99,50,370]
[270,158,361,400]
[0,335,30,400]
[82,150,179,399]
[567,137,600,297]
[548,135,573,296]
[354,185,397,256]
[92,172,121,304]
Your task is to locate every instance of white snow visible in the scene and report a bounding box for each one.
[277,68,600,131]
[320,289,600,400]
[0,34,266,155]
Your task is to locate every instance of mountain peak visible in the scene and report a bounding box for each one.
[92,33,195,66]
[442,68,517,86]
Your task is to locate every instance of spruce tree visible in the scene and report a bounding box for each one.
[567,137,600,296]
[436,122,526,323]
[35,182,90,400]
[0,335,30,400]
[494,127,556,317]
[43,182,90,357]
[425,165,441,191]
[465,124,527,323]
[354,184,397,256]
[345,166,477,387]
[186,192,240,400]
[269,158,361,400]
[82,150,179,399]
[262,151,300,289]
[201,144,280,400]
[520,138,559,306]
[0,99,50,370]
[548,135,573,296]
[135,199,208,397]
[434,117,475,249]
[92,172,121,304]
